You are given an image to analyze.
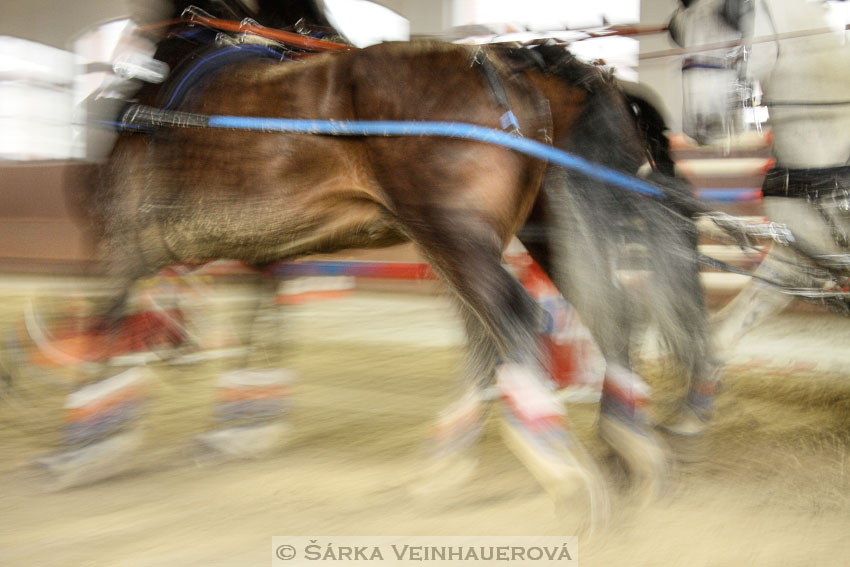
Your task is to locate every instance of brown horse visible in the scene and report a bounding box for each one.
[57,39,717,515]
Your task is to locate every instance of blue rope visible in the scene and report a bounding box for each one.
[204,115,666,198]
[117,105,665,198]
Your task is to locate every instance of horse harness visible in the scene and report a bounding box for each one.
[739,164,850,314]
[763,165,850,251]
[470,49,524,135]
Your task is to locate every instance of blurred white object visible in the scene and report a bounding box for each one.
[321,0,409,47]
[112,51,168,83]
[74,19,161,161]
[0,36,76,160]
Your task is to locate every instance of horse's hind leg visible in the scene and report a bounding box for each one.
[563,252,668,497]
[543,190,669,500]
[401,207,606,511]
[426,308,496,455]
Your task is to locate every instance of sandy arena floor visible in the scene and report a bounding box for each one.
[0,279,849,566]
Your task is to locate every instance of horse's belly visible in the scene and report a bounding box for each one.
[146,130,399,263]
[771,117,850,168]
[156,193,401,264]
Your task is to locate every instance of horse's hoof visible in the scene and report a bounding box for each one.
[191,421,291,464]
[499,411,609,530]
[31,428,144,490]
[659,404,709,437]
[408,386,488,497]
[657,406,711,464]
[427,388,488,454]
[599,415,669,504]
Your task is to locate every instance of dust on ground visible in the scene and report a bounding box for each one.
[0,288,849,567]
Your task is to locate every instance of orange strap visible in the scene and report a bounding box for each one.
[183,14,353,52]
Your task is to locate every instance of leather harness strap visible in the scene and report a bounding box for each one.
[471,48,522,134]
[762,164,850,250]
[762,164,850,198]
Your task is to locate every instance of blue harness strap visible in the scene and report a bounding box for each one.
[118,104,664,199]
[158,44,290,110]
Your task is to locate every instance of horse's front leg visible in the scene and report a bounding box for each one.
[711,234,805,354]
[32,232,170,489]
[191,270,293,463]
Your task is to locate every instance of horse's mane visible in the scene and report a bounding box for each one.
[531,44,615,93]
[504,43,681,181]
[505,44,642,172]
[496,43,616,96]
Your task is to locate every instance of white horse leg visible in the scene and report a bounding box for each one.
[716,196,845,353]
[712,249,797,353]
[668,197,841,437]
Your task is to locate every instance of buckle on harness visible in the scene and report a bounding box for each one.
[500,110,521,133]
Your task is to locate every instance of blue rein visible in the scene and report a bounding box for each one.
[118,104,666,199]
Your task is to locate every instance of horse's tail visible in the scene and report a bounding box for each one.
[543,83,710,381]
